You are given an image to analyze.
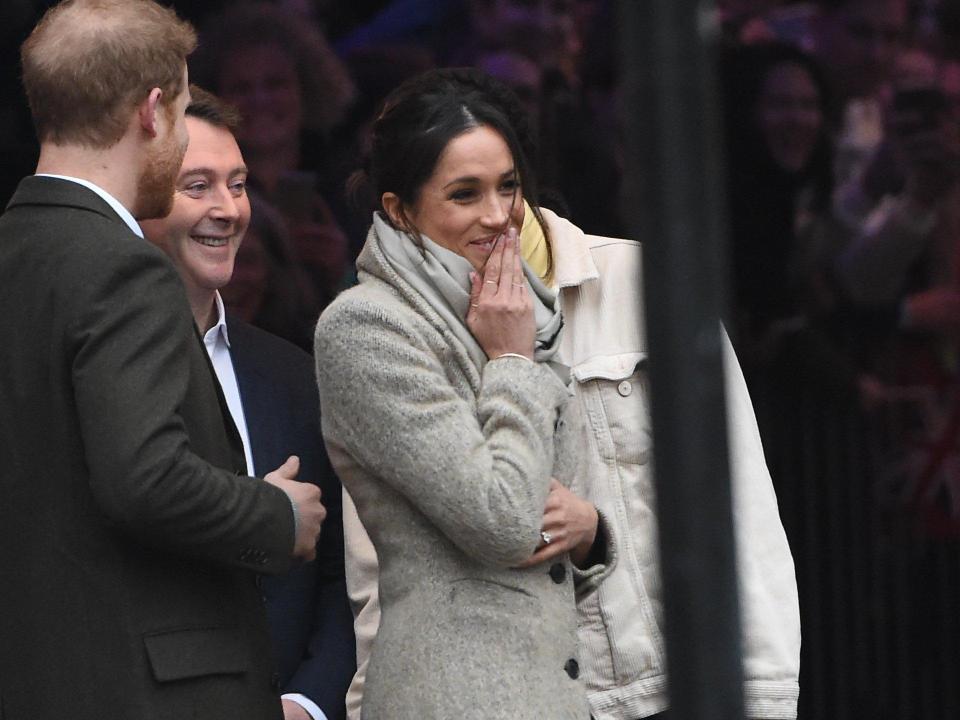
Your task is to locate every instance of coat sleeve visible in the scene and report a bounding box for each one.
[69,244,294,573]
[722,328,801,719]
[342,489,379,720]
[314,296,571,568]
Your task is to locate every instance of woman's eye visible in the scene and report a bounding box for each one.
[449,189,476,201]
[500,179,519,193]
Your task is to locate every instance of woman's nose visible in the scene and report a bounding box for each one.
[479,193,510,228]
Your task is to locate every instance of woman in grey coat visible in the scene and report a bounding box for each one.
[314,69,613,720]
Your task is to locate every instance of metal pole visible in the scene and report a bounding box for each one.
[617,3,745,720]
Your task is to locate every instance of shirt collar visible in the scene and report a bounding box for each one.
[540,207,600,289]
[35,174,143,238]
[205,291,232,348]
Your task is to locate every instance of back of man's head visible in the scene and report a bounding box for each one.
[21,0,197,149]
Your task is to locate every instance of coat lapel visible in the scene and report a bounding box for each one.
[226,318,277,477]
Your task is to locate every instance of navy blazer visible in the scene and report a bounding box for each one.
[228,317,356,720]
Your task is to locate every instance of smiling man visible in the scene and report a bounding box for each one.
[141,86,355,720]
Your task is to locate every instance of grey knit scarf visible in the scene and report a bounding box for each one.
[371,212,565,377]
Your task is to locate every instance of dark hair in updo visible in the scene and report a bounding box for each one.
[350,67,549,242]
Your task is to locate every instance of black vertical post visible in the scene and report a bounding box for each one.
[617,3,745,720]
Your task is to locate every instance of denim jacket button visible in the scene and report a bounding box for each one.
[617,380,632,397]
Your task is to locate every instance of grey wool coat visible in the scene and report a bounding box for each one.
[314,226,611,720]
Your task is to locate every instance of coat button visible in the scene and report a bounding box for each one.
[617,380,632,397]
[549,563,566,584]
[564,658,580,679]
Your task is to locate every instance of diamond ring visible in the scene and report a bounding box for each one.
[541,531,553,545]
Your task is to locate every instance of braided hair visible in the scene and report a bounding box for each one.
[349,67,550,244]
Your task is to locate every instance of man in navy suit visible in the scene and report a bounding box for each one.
[141,85,355,720]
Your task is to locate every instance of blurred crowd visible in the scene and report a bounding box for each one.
[717,5,960,718]
[2,0,957,410]
[716,0,960,540]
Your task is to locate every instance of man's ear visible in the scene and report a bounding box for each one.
[137,88,164,138]
[381,192,407,228]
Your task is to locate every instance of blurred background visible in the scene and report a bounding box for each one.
[5,1,960,718]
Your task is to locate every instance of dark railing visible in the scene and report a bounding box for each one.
[756,383,960,720]
[619,3,746,720]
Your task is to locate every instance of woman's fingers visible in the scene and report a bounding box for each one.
[514,535,570,567]
[480,233,505,294]
[465,225,535,360]
[512,227,525,296]
[467,271,481,319]
[498,226,517,291]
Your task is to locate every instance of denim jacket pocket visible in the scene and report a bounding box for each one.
[574,353,651,467]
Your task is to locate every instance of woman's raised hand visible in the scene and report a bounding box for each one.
[466,226,535,360]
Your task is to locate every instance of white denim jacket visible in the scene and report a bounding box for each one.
[547,210,800,720]
[340,209,800,720]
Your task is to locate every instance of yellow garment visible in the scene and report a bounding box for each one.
[519,200,553,286]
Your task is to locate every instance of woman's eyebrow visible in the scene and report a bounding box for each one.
[442,168,516,189]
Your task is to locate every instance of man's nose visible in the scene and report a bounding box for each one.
[211,186,240,221]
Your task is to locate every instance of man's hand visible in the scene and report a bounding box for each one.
[264,455,326,561]
[281,699,312,720]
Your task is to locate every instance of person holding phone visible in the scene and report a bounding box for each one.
[839,57,960,322]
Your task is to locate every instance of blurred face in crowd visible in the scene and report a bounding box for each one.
[218,42,303,153]
[136,67,192,220]
[757,60,823,173]
[476,51,543,130]
[818,0,907,98]
[142,116,251,297]
[388,125,524,272]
